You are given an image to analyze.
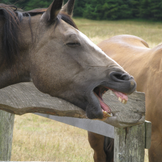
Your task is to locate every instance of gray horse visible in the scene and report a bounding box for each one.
[0,0,136,134]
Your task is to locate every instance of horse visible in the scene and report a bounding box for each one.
[0,0,137,134]
[88,34,162,162]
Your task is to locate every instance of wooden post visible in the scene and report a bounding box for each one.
[114,123,145,162]
[0,110,15,161]
[145,120,152,149]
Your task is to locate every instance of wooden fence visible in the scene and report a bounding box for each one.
[0,82,151,162]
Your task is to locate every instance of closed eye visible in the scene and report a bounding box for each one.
[66,42,81,47]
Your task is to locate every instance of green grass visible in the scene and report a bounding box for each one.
[11,114,93,161]
[11,18,162,162]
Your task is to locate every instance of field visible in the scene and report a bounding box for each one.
[11,19,162,161]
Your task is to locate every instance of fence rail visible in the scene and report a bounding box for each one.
[0,82,151,162]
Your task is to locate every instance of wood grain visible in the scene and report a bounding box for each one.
[0,82,145,126]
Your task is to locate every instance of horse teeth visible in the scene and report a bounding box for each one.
[122,99,127,104]
[103,111,112,117]
[118,97,127,104]
[118,97,122,102]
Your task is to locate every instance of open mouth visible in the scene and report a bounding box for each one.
[93,86,128,119]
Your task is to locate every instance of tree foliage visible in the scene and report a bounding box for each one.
[74,0,162,20]
[1,0,162,21]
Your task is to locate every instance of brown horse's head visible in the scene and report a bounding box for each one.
[0,0,136,120]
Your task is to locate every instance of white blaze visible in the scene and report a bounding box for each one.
[77,29,123,69]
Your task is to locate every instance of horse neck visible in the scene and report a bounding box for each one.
[148,44,162,71]
[129,46,162,93]
[0,16,38,88]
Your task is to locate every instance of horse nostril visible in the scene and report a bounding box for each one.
[120,73,130,80]
[109,71,130,81]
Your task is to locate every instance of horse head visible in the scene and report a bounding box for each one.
[0,0,136,121]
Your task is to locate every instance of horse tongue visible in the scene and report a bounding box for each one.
[97,95,111,113]
[113,91,128,104]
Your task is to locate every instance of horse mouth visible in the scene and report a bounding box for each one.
[93,86,128,119]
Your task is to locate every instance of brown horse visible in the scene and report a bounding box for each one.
[0,0,136,126]
[88,34,162,162]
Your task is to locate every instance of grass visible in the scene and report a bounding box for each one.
[11,18,162,161]
[74,18,162,47]
[11,114,93,161]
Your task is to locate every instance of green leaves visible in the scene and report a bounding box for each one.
[1,0,162,21]
[74,0,133,20]
[1,0,52,11]
[73,0,162,20]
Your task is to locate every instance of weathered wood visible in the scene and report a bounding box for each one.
[114,123,145,162]
[103,90,145,127]
[0,83,86,118]
[0,82,149,161]
[0,82,145,128]
[0,110,14,161]
[145,120,152,149]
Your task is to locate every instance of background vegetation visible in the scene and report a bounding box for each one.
[1,0,162,21]
[10,17,162,161]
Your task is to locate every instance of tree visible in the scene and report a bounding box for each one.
[139,0,152,19]
[129,0,140,18]
[73,0,87,17]
[149,0,162,20]
[98,0,132,20]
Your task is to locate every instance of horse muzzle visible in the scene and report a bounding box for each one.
[85,71,137,119]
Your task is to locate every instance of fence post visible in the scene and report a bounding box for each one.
[114,123,145,162]
[0,110,15,161]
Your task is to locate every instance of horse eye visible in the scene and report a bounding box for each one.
[66,42,81,47]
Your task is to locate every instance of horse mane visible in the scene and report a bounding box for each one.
[59,12,78,29]
[0,3,22,64]
[0,4,78,65]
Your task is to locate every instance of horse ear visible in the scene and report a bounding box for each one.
[61,0,75,17]
[42,0,63,22]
